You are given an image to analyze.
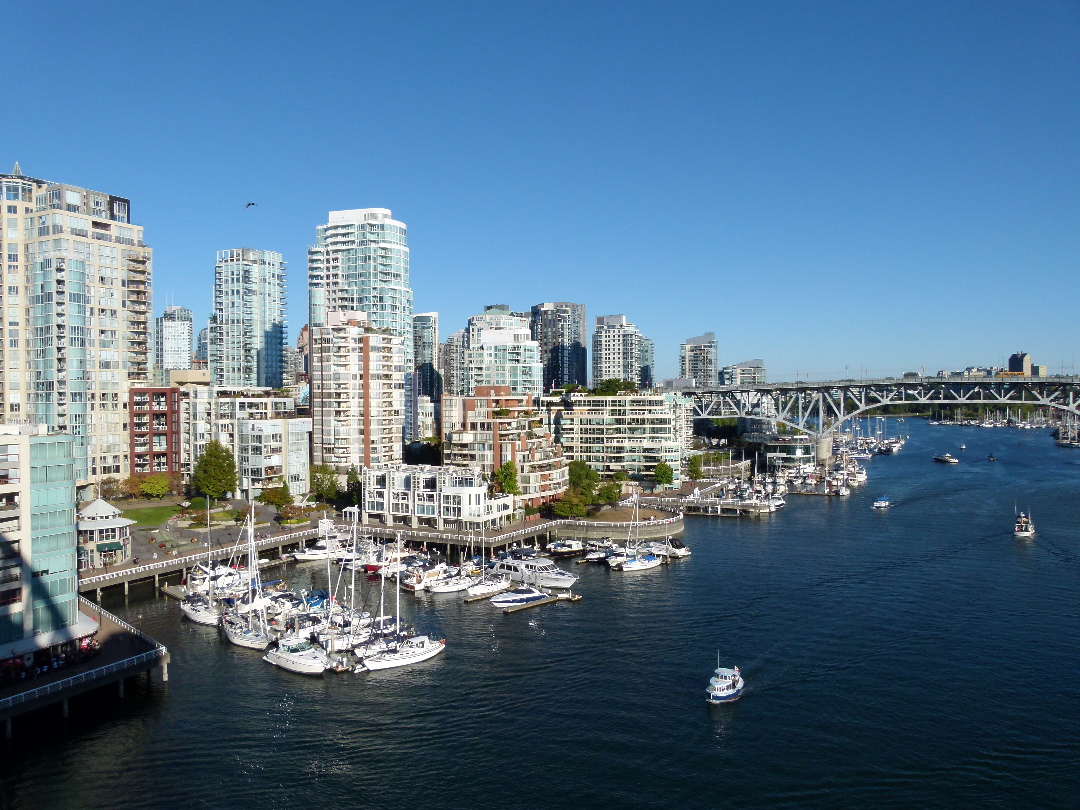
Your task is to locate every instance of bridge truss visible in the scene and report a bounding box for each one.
[689,377,1080,437]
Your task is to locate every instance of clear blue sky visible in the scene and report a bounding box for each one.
[5,1,1077,381]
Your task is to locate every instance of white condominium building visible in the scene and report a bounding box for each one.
[210,248,287,389]
[310,310,406,472]
[680,333,719,387]
[592,315,653,388]
[360,464,514,530]
[461,305,543,396]
[155,305,193,383]
[178,386,309,496]
[0,166,151,484]
[542,391,690,486]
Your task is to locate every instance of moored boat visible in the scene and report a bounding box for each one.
[490,586,550,609]
[263,638,329,675]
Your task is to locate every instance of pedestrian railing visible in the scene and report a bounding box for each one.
[0,599,168,713]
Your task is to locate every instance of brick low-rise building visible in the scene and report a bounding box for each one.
[442,385,568,508]
[128,387,181,475]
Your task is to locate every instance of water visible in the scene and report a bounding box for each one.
[4,421,1080,809]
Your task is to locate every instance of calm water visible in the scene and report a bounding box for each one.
[3,421,1080,809]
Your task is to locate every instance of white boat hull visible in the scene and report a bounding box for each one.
[180,601,220,626]
[263,646,329,675]
[363,637,445,670]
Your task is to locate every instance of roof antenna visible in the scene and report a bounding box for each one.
[11,162,22,176]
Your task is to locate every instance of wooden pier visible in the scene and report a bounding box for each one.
[0,597,169,739]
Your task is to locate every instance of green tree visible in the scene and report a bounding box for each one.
[653,462,674,487]
[552,489,588,518]
[310,464,340,502]
[593,378,637,396]
[493,461,521,496]
[140,473,171,499]
[191,439,237,500]
[687,455,703,481]
[98,477,122,500]
[596,481,621,504]
[346,465,362,505]
[257,482,292,510]
[567,460,599,502]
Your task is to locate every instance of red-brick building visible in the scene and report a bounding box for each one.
[128,387,181,474]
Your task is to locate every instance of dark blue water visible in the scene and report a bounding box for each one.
[4,421,1080,809]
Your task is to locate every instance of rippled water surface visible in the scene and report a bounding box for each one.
[3,421,1080,809]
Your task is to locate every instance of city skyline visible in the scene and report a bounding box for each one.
[2,3,1076,381]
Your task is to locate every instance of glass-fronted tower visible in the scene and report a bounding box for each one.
[413,312,440,401]
[308,208,414,438]
[531,302,587,390]
[210,249,287,388]
[155,305,193,379]
[0,165,151,484]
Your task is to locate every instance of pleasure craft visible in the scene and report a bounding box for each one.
[706,661,745,704]
[466,572,513,598]
[223,615,271,650]
[425,572,481,593]
[491,558,579,589]
[490,586,550,609]
[546,539,586,558]
[179,595,220,626]
[933,453,959,464]
[362,635,446,671]
[263,638,330,675]
[872,498,891,510]
[401,562,448,592]
[620,553,662,572]
[1014,512,1035,538]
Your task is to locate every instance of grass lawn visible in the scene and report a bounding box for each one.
[121,505,182,527]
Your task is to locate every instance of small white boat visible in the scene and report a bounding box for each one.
[546,539,586,558]
[933,453,959,464]
[490,586,549,609]
[362,635,446,671]
[180,597,220,626]
[466,572,513,598]
[706,656,745,704]
[425,573,480,594]
[263,638,330,675]
[619,553,662,572]
[223,617,271,650]
[1014,511,1035,538]
[872,498,891,510]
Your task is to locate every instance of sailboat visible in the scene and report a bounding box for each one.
[223,505,271,650]
[360,533,446,671]
[618,494,662,572]
[180,496,221,626]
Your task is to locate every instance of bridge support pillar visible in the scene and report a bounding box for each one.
[816,435,834,465]
[5,718,11,740]
[62,698,69,719]
[118,678,125,699]
[153,573,159,592]
[95,588,101,602]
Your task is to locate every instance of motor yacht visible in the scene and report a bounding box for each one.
[706,659,745,704]
[491,558,578,589]
[546,539,586,559]
[872,498,891,510]
[1014,512,1035,538]
[263,637,330,675]
[933,453,959,464]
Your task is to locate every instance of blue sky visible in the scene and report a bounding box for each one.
[4,1,1077,381]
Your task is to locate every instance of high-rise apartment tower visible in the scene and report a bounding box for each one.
[530,302,587,390]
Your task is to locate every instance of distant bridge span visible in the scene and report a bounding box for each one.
[688,376,1080,437]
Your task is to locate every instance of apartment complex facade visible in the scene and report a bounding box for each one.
[178,386,310,496]
[530,301,588,390]
[0,426,80,645]
[154,305,193,383]
[461,306,543,396]
[680,333,718,387]
[310,310,406,472]
[542,391,690,486]
[592,315,653,389]
[442,385,569,508]
[360,464,514,530]
[128,387,181,475]
[721,359,766,386]
[0,167,151,485]
[209,248,287,389]
[307,208,414,437]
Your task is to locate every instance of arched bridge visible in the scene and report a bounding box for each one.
[689,376,1080,437]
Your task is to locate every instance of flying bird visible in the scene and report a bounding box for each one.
[244,202,258,208]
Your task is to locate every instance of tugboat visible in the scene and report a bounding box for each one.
[706,653,745,704]
[1014,511,1035,538]
[933,453,959,464]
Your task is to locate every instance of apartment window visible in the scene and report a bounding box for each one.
[91,196,106,218]
[65,190,82,212]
